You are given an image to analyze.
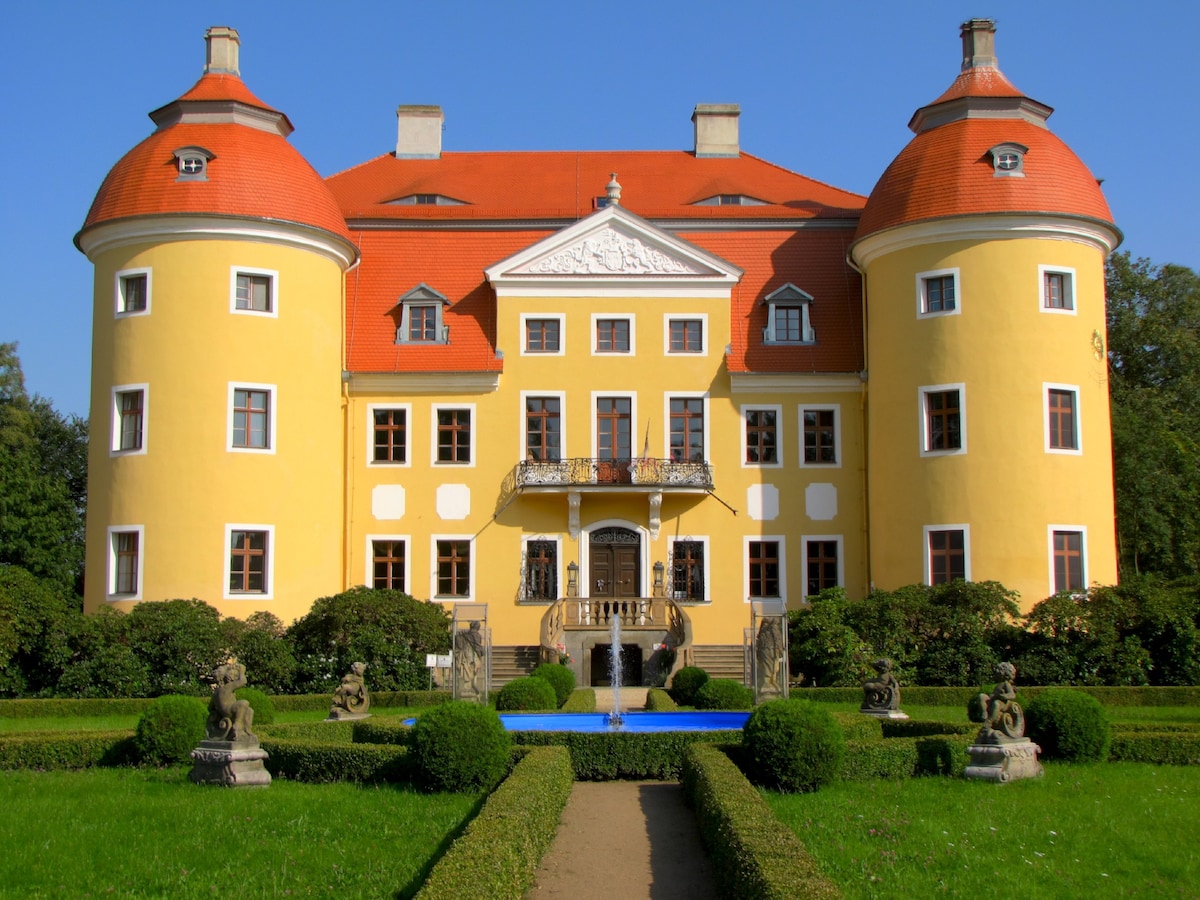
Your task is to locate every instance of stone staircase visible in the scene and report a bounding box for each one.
[490,644,541,690]
[690,644,747,684]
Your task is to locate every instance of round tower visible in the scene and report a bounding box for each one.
[850,20,1121,608]
[76,27,358,620]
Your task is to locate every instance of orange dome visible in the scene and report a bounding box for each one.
[78,67,352,248]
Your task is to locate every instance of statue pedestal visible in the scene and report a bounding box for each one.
[325,709,370,722]
[189,739,272,787]
[964,736,1043,783]
[860,708,910,719]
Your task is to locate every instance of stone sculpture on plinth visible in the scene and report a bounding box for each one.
[189,661,271,787]
[327,662,371,720]
[860,658,908,719]
[964,661,1043,782]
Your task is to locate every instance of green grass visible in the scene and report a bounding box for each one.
[0,767,479,898]
[0,706,427,734]
[767,763,1199,898]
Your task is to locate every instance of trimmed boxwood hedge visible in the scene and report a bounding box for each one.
[838,735,973,780]
[645,688,679,711]
[234,687,275,725]
[682,743,842,900]
[411,701,512,792]
[560,688,596,712]
[416,746,574,900]
[669,666,709,705]
[695,679,755,711]
[796,685,1200,707]
[830,711,883,742]
[0,730,137,770]
[257,721,356,743]
[1027,689,1111,762]
[351,718,411,745]
[135,695,208,765]
[530,663,575,708]
[260,737,409,783]
[514,729,744,780]
[1109,732,1200,765]
[496,677,557,712]
[880,719,976,738]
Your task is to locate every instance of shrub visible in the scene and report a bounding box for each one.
[644,688,679,711]
[743,699,845,792]
[0,731,137,770]
[496,676,557,712]
[669,666,709,705]
[410,701,511,792]
[234,687,275,726]
[694,678,754,711]
[134,695,208,765]
[514,729,745,781]
[1026,689,1111,762]
[560,688,596,712]
[530,663,575,708]
[261,738,409,783]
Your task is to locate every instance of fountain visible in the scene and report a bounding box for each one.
[605,606,624,727]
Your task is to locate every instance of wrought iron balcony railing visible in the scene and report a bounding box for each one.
[515,457,713,490]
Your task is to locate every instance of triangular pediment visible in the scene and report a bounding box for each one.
[485,204,742,297]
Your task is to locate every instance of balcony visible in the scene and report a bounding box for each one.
[515,457,713,491]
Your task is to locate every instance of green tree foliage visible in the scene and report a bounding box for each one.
[123,599,227,696]
[287,587,452,693]
[57,607,152,698]
[787,587,873,687]
[1107,252,1200,577]
[0,565,75,696]
[220,611,296,694]
[0,343,88,594]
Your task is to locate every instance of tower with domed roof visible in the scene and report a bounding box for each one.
[76,27,358,618]
[850,19,1120,603]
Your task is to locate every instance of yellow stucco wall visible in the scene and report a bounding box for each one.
[863,234,1117,608]
[84,236,347,622]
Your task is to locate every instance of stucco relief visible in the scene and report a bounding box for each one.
[524,228,701,275]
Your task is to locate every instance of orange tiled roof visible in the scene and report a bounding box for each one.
[929,65,1027,105]
[80,76,350,245]
[855,117,1113,241]
[327,151,865,222]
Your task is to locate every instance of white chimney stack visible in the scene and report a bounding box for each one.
[204,26,240,76]
[396,105,444,159]
[692,104,741,157]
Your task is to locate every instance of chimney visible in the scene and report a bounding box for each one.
[960,18,998,70]
[204,26,240,76]
[395,105,444,159]
[692,104,740,157]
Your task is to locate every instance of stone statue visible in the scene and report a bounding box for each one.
[205,661,255,743]
[861,658,901,712]
[328,662,370,719]
[971,661,1025,741]
[754,616,784,698]
[454,620,486,699]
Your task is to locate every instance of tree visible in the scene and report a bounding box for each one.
[0,565,75,697]
[0,343,88,595]
[1107,253,1200,577]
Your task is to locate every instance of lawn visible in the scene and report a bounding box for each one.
[767,762,1200,898]
[0,706,428,734]
[0,767,479,898]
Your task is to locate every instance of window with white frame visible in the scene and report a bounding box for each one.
[800,405,840,466]
[395,284,449,344]
[669,537,708,602]
[523,393,564,461]
[114,268,151,317]
[988,142,1027,177]
[173,145,213,180]
[592,315,634,354]
[228,384,275,453]
[111,384,147,455]
[1045,384,1081,454]
[746,537,785,601]
[665,314,707,355]
[920,384,966,455]
[742,405,782,467]
[1039,266,1076,314]
[369,405,410,465]
[522,536,560,601]
[107,525,144,599]
[916,268,960,317]
[368,536,408,591]
[432,405,474,465]
[433,537,473,599]
[521,314,564,355]
[1048,527,1087,594]
[762,284,815,343]
[667,394,707,462]
[224,525,273,599]
[802,535,843,599]
[925,525,969,585]
[230,267,278,317]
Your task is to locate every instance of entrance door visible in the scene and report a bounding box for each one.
[590,527,640,598]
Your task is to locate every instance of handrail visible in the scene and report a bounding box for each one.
[539,598,566,665]
[515,457,713,490]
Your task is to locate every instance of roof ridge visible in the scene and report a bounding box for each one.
[324,151,394,182]
[738,150,868,202]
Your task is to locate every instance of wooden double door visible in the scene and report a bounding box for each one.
[589,527,640,598]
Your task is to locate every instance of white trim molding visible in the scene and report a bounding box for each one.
[110,382,149,456]
[223,523,275,600]
[800,533,845,600]
[227,382,277,455]
[740,403,784,469]
[366,403,412,468]
[430,534,477,602]
[1038,264,1078,316]
[663,313,709,356]
[919,382,967,457]
[113,267,152,318]
[744,535,787,604]
[915,267,961,318]
[229,266,279,318]
[1043,382,1083,455]
[1047,525,1088,596]
[923,524,971,585]
[365,534,411,592]
[106,524,145,601]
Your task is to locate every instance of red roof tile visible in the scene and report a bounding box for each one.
[172,73,281,112]
[929,66,1027,104]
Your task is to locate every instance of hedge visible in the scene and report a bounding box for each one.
[681,743,842,900]
[260,737,409,783]
[0,730,137,770]
[0,690,454,719]
[830,711,883,742]
[880,719,976,738]
[257,721,357,743]
[560,688,597,712]
[797,686,1200,707]
[351,718,412,745]
[1109,732,1200,765]
[1108,722,1200,734]
[839,735,973,781]
[514,730,743,780]
[416,746,574,900]
[269,690,453,712]
[645,688,679,711]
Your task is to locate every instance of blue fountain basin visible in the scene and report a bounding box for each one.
[497,711,749,733]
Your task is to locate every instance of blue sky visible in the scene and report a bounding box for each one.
[3,0,1197,418]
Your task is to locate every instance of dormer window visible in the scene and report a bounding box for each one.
[388,194,467,206]
[762,284,816,344]
[693,194,768,207]
[172,146,215,181]
[988,142,1028,177]
[393,284,450,344]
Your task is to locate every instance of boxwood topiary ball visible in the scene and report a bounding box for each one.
[1026,689,1111,762]
[694,678,755,710]
[743,699,845,792]
[496,675,558,711]
[530,663,576,708]
[668,666,709,706]
[234,686,276,725]
[135,694,208,765]
[410,700,512,792]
